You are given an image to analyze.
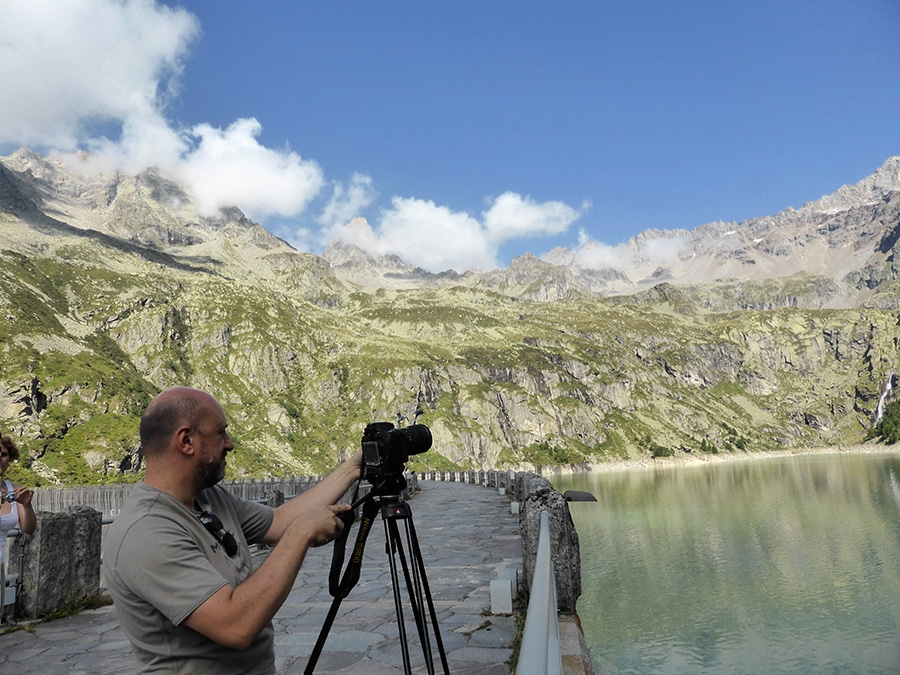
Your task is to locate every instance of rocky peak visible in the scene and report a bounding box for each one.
[322,238,463,289]
[133,168,193,210]
[801,156,900,215]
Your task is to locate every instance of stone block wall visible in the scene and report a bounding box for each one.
[17,506,102,619]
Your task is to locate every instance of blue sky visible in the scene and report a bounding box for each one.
[1,1,898,272]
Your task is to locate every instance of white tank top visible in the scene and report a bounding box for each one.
[1,479,19,564]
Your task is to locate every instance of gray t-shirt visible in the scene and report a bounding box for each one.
[104,482,276,674]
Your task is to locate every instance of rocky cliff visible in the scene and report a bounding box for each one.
[1,149,898,484]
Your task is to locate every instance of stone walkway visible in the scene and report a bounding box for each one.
[0,481,523,674]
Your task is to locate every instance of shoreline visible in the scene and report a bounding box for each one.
[541,443,900,475]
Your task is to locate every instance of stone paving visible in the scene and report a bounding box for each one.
[0,481,523,674]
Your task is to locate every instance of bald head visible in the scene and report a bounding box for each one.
[140,387,219,457]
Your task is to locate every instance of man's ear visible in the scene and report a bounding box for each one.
[174,426,195,457]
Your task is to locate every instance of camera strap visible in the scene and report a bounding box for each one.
[328,494,379,598]
[308,482,376,674]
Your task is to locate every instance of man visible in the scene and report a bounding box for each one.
[104,387,362,674]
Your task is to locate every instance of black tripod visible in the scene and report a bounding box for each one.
[304,477,450,675]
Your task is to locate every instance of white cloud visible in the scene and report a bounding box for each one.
[175,119,324,220]
[378,197,496,272]
[331,217,390,255]
[638,235,688,264]
[483,193,585,242]
[317,173,377,234]
[571,229,622,269]
[324,192,587,273]
[563,228,689,275]
[90,114,188,174]
[0,0,198,152]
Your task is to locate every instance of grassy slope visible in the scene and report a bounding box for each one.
[1,231,898,485]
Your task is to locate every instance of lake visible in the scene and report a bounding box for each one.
[551,452,900,675]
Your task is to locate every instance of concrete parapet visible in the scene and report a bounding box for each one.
[560,614,596,675]
[18,506,102,619]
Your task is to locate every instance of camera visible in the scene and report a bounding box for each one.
[2,491,17,503]
[361,422,432,484]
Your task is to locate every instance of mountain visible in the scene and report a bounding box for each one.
[326,157,900,308]
[0,148,898,485]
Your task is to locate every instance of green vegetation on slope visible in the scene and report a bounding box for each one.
[1,240,898,485]
[868,398,900,444]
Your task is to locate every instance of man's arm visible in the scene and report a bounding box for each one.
[262,450,362,544]
[183,502,348,649]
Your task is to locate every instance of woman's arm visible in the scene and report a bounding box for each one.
[13,484,36,534]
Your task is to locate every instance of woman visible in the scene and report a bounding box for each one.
[1,434,36,565]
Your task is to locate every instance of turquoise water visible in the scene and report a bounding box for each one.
[551,453,900,674]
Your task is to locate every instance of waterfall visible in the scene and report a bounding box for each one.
[876,371,895,424]
[891,470,900,510]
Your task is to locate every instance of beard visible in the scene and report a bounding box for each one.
[198,453,226,489]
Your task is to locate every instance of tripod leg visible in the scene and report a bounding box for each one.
[386,516,437,672]
[383,516,415,674]
[304,594,345,675]
[384,508,450,675]
[403,515,451,675]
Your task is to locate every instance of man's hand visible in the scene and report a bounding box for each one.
[286,503,350,548]
[264,451,364,544]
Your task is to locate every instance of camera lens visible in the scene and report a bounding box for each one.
[390,424,432,456]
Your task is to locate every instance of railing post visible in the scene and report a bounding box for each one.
[265,489,285,509]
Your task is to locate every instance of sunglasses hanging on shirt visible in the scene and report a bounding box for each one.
[198,510,238,557]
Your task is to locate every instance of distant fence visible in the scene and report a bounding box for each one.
[31,476,331,516]
[416,469,505,486]
[28,471,527,515]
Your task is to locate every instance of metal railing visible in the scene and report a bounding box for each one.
[516,510,562,675]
